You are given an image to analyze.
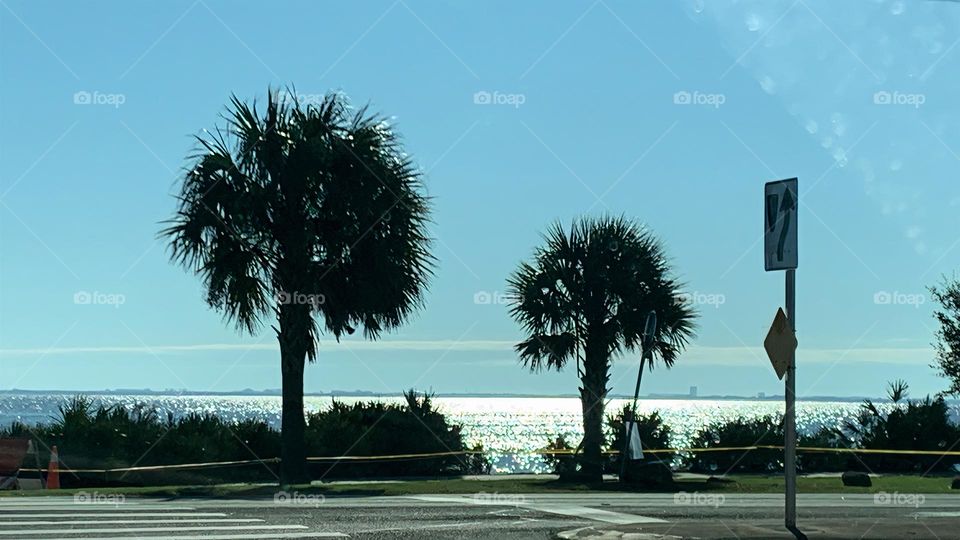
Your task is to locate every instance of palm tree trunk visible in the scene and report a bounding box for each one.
[278,302,310,485]
[579,339,609,482]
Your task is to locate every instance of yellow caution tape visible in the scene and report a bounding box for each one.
[21,457,281,475]
[308,450,477,461]
[20,445,960,475]
[542,446,960,456]
[790,446,960,456]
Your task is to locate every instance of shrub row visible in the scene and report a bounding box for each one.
[1,390,489,486]
[304,391,489,477]
[542,405,674,475]
[544,385,960,474]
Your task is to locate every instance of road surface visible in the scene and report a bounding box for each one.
[0,493,957,538]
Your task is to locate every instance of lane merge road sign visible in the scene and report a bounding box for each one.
[765,178,798,271]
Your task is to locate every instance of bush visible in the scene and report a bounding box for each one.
[605,405,673,472]
[1,391,488,484]
[685,415,783,474]
[3,397,173,468]
[542,434,575,475]
[797,426,851,473]
[843,380,960,473]
[304,390,489,477]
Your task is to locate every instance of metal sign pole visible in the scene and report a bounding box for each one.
[763,177,802,539]
[785,268,797,532]
[619,354,646,480]
[619,311,657,481]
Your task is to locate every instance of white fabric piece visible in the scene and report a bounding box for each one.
[625,421,643,460]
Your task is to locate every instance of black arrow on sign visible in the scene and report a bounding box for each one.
[777,186,795,261]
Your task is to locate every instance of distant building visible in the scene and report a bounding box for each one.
[689,386,698,398]
[758,392,766,399]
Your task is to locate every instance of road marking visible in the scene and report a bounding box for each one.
[559,527,682,540]
[0,512,228,518]
[0,501,176,504]
[408,495,667,525]
[78,534,349,540]
[0,524,309,535]
[0,518,263,525]
[0,504,344,539]
[524,504,666,525]
[0,501,194,508]
[0,506,197,511]
[356,521,485,534]
[557,526,595,539]
[915,512,960,518]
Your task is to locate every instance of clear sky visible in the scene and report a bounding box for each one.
[1,0,958,398]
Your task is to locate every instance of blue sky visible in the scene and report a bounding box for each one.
[1,0,958,398]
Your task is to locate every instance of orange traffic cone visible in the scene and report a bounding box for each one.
[46,446,60,489]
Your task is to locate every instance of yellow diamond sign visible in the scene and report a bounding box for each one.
[764,307,796,380]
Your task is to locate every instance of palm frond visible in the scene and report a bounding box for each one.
[507,215,698,376]
[163,87,434,351]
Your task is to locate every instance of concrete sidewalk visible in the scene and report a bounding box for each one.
[559,519,957,539]
[553,493,958,539]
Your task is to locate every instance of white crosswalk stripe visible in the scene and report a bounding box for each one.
[409,494,668,525]
[0,499,347,539]
[0,518,264,525]
[0,506,199,511]
[71,532,349,540]
[0,525,308,535]
[0,512,231,518]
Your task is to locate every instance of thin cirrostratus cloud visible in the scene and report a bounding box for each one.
[0,341,935,366]
[0,340,517,356]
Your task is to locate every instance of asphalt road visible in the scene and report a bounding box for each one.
[1,493,957,539]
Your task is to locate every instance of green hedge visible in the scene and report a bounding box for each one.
[305,390,490,478]
[682,383,960,474]
[843,382,960,473]
[1,391,489,485]
[605,405,673,472]
[684,415,784,474]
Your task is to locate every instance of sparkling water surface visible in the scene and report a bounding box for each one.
[0,393,921,473]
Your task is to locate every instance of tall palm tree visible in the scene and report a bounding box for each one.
[163,89,434,484]
[507,216,696,481]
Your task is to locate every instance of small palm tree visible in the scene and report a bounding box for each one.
[163,89,434,484]
[507,216,696,481]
